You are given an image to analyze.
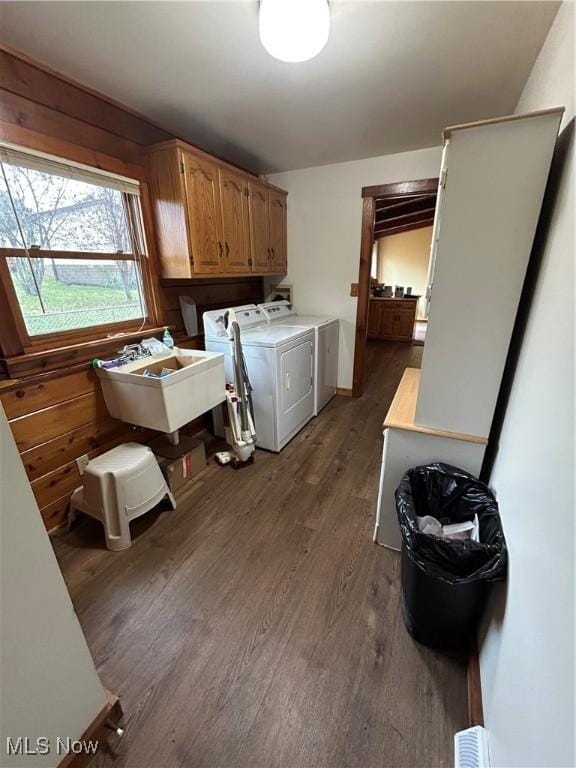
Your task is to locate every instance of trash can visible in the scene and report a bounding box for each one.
[395,462,507,650]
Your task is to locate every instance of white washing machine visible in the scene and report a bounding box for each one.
[203,305,315,452]
[258,301,339,415]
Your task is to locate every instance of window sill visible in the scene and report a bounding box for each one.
[1,325,169,381]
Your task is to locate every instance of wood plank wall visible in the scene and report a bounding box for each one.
[0,369,154,529]
[162,277,266,338]
[0,46,265,531]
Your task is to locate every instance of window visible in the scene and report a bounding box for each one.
[0,145,150,343]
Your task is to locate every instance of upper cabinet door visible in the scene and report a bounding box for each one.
[248,182,270,273]
[268,190,287,274]
[182,152,224,273]
[219,169,251,273]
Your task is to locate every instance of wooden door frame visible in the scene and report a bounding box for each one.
[352,177,439,397]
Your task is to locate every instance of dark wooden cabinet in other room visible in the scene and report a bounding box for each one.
[368,298,417,341]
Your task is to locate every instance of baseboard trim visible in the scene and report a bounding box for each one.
[336,387,353,397]
[467,640,485,727]
[58,690,122,768]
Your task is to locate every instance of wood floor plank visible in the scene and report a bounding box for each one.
[51,341,467,768]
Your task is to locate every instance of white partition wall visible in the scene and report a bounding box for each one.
[0,405,107,768]
[478,4,575,766]
[415,109,563,437]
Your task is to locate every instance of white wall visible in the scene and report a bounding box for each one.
[479,4,575,767]
[0,405,106,767]
[269,146,442,389]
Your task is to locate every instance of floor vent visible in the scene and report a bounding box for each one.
[454,725,490,768]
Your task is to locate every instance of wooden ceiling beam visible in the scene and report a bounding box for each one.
[362,177,439,199]
[376,206,436,227]
[374,194,435,213]
[375,200,436,223]
[374,218,435,239]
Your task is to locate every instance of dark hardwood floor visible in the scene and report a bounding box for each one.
[52,341,467,768]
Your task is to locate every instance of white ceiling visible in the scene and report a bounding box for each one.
[0,1,559,173]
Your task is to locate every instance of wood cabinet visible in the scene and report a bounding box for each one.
[368,298,417,341]
[268,189,287,273]
[219,168,251,273]
[146,140,288,278]
[248,183,288,274]
[248,182,271,272]
[182,152,223,274]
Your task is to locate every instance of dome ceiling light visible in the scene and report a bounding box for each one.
[259,0,330,63]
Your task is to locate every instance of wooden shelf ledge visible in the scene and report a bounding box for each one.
[383,368,488,445]
[1,326,168,381]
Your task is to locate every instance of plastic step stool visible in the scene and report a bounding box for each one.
[70,443,176,551]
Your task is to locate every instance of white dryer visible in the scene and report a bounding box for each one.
[203,305,315,452]
[258,301,339,415]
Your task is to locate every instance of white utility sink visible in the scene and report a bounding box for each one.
[96,347,226,433]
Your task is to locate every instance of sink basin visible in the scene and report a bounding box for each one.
[96,347,226,433]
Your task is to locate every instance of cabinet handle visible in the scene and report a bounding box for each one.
[271,247,275,259]
[225,241,230,257]
[218,241,223,258]
[267,247,271,260]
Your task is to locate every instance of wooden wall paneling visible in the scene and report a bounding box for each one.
[0,119,145,182]
[20,418,127,481]
[40,493,76,531]
[30,427,153,511]
[162,277,265,309]
[36,420,186,529]
[0,89,144,166]
[1,326,163,379]
[160,277,266,339]
[0,48,171,146]
[176,338,205,351]
[9,390,109,452]
[32,460,81,510]
[0,368,97,420]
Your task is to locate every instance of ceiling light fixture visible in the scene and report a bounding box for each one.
[259,0,330,63]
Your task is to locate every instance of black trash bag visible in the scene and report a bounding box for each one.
[396,462,507,584]
[396,462,507,649]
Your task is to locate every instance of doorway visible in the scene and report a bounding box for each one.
[352,178,439,397]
